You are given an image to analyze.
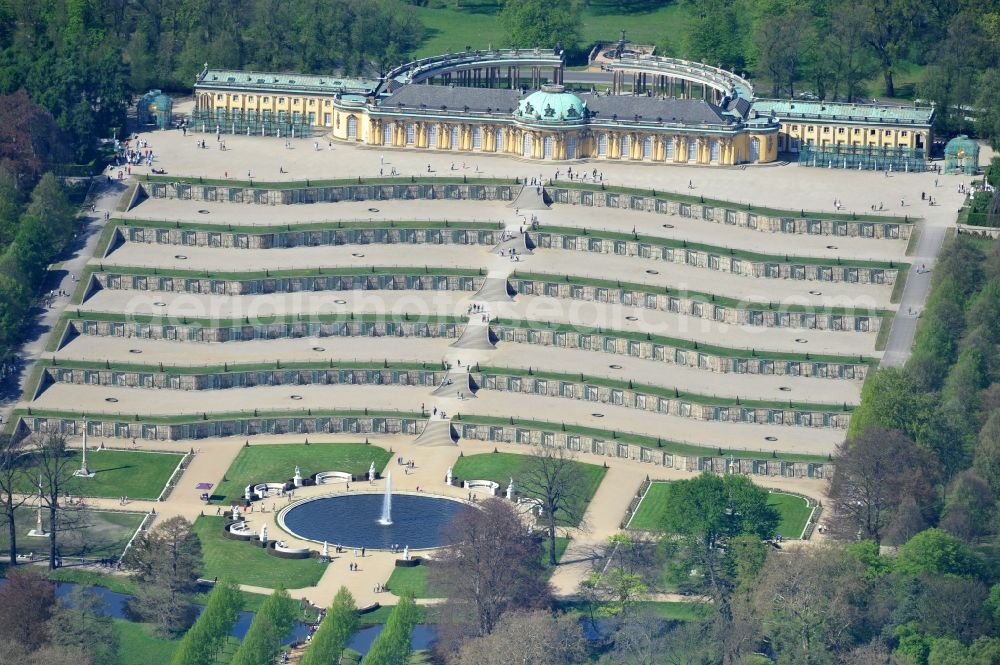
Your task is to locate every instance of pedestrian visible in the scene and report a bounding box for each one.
[361,547,366,557]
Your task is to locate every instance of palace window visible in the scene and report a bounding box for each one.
[216,94,223,100]
[494,128,503,151]
[901,131,908,136]
[451,126,460,149]
[642,136,652,159]
[232,95,239,101]
[870,129,877,135]
[472,127,482,149]
[566,135,577,158]
[543,135,553,158]
[405,124,416,144]
[278,97,285,104]
[837,127,844,134]
[382,123,393,144]
[822,127,829,133]
[323,113,331,125]
[598,134,608,156]
[429,124,439,147]
[294,98,300,105]
[307,112,315,124]
[853,128,860,134]
[347,115,358,139]
[309,99,315,106]
[665,139,674,159]
[687,139,697,161]
[263,97,269,103]
[619,135,630,158]
[325,100,331,106]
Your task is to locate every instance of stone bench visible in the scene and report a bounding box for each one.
[463,479,499,495]
[247,482,287,500]
[314,471,354,485]
[267,541,313,559]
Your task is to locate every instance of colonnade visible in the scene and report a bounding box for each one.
[609,71,723,103]
[422,65,563,89]
[366,117,751,165]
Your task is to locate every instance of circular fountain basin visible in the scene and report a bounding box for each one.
[279,492,468,550]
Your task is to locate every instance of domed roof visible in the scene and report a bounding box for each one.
[515,84,586,123]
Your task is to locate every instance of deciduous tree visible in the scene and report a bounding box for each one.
[518,443,589,565]
[430,499,551,653]
[827,428,938,546]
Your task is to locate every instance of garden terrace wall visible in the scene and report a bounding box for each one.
[455,422,832,479]
[143,182,517,205]
[548,187,911,240]
[532,231,899,284]
[14,414,832,480]
[70,318,461,343]
[18,414,423,441]
[475,371,850,429]
[512,278,882,333]
[491,324,869,380]
[118,225,505,249]
[93,272,483,296]
[36,364,847,430]
[42,366,449,392]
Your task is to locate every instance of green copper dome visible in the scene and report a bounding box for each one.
[515,84,586,123]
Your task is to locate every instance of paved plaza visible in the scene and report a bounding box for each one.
[7,126,970,607]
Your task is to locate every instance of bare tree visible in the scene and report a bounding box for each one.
[451,610,587,665]
[751,546,867,664]
[827,428,938,546]
[0,434,29,566]
[518,443,588,565]
[33,434,79,570]
[122,516,201,635]
[429,499,552,656]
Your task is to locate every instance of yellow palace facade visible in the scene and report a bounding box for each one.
[193,48,932,170]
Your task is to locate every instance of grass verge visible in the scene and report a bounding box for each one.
[193,516,326,588]
[214,442,392,504]
[628,483,813,539]
[452,452,606,526]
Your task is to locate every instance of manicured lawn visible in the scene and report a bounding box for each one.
[15,449,182,500]
[115,620,178,665]
[214,443,392,504]
[0,509,145,559]
[387,565,430,598]
[628,483,813,539]
[627,482,672,531]
[560,599,711,622]
[542,535,570,565]
[192,516,327,589]
[412,1,686,58]
[768,492,813,539]
[452,452,607,526]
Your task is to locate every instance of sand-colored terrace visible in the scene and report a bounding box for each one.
[75,287,881,357]
[122,197,911,263]
[129,130,965,230]
[33,382,843,455]
[98,241,895,308]
[50,334,862,404]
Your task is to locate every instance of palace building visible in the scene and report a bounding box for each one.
[192,48,933,170]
